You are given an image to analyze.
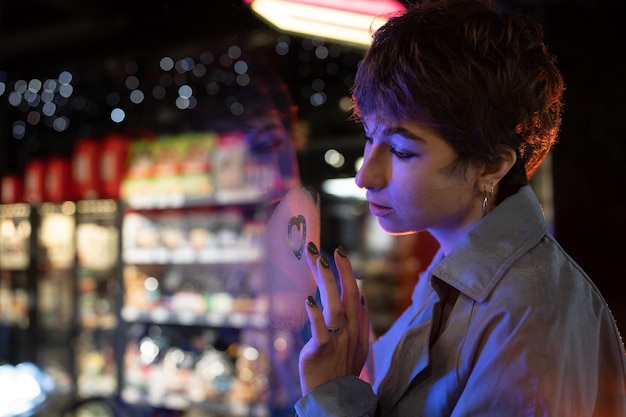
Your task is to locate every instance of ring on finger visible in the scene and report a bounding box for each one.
[327,326,340,333]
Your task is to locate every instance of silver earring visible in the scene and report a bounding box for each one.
[482,185,494,216]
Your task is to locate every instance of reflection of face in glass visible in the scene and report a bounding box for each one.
[243,110,299,200]
[191,50,300,200]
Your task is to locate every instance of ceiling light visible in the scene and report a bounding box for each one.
[245,0,405,47]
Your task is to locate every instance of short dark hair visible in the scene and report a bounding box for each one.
[352,0,564,201]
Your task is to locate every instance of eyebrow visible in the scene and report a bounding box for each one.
[385,126,427,143]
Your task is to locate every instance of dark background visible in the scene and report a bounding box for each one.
[1,0,625,330]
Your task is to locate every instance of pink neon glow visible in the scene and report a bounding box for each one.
[244,0,406,16]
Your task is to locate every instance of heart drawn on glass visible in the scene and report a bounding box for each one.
[287,215,306,260]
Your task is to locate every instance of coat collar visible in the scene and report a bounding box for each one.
[430,185,547,302]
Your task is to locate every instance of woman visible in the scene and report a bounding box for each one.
[295,0,626,416]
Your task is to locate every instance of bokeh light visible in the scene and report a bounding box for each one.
[324,149,345,168]
[152,85,166,99]
[130,90,144,104]
[125,76,140,90]
[52,116,69,132]
[178,85,193,99]
[111,108,125,123]
[0,33,364,145]
[160,57,175,71]
[12,121,26,139]
[58,71,72,85]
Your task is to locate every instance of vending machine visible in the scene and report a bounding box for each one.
[35,201,77,404]
[0,203,36,365]
[74,199,123,399]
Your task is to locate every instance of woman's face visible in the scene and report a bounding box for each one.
[243,110,300,199]
[355,115,484,254]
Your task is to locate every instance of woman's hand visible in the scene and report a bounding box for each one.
[298,242,370,395]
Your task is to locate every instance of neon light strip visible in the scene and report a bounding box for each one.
[248,0,405,46]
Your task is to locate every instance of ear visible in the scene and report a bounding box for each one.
[478,146,517,192]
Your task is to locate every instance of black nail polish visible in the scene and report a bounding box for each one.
[307,241,319,255]
[320,255,330,268]
[336,245,347,258]
[307,295,317,307]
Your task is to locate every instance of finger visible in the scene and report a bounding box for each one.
[305,241,332,325]
[359,295,371,354]
[335,246,359,300]
[305,295,329,345]
[306,242,342,328]
[305,241,320,270]
[334,246,360,330]
[315,254,343,328]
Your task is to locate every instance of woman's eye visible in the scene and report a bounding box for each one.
[389,146,415,160]
[249,139,282,155]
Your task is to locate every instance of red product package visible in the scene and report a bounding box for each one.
[23,159,45,203]
[1,174,24,204]
[100,134,129,199]
[72,138,101,200]
[46,156,74,202]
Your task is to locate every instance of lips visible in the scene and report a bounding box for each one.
[368,201,393,217]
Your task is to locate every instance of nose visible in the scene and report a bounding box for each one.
[355,145,387,190]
